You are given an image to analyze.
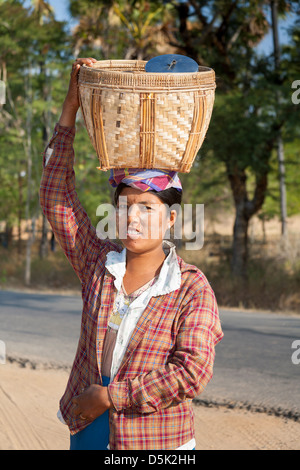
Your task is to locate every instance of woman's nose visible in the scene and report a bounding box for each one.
[127,204,140,222]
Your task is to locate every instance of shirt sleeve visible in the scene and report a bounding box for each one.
[39,123,110,284]
[108,285,224,414]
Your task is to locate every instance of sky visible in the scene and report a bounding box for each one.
[28,0,297,56]
[46,0,76,26]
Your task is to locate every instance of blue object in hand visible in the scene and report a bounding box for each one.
[145,54,199,73]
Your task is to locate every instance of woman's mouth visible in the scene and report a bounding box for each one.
[127,228,142,239]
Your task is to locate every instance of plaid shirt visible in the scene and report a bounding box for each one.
[40,123,223,450]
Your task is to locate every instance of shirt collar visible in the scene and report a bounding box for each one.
[105,240,181,296]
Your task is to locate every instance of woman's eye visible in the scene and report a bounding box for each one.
[117,204,127,211]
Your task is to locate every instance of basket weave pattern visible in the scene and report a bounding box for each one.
[78,60,215,173]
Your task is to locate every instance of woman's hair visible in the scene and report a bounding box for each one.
[113,182,182,213]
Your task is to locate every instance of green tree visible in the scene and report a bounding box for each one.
[0,0,71,283]
[67,0,300,279]
[0,0,33,246]
[69,0,173,60]
[168,0,299,278]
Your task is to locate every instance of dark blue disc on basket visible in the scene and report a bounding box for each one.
[145,54,199,73]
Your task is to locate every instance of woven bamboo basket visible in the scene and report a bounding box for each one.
[78,60,216,173]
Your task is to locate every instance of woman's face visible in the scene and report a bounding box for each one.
[116,187,176,254]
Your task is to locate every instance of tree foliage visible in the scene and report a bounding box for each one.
[0,0,299,280]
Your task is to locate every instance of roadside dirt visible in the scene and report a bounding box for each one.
[1,362,299,450]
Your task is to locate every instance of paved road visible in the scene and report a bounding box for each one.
[201,309,300,416]
[0,290,82,366]
[0,290,299,415]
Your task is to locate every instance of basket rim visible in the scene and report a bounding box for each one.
[78,60,215,91]
[81,60,214,76]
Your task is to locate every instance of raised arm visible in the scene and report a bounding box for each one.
[58,58,96,127]
[40,58,115,283]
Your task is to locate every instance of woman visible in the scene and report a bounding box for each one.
[40,58,223,450]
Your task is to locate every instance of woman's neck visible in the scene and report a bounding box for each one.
[125,245,166,277]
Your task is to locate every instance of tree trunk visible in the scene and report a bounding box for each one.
[4,222,13,248]
[276,134,288,238]
[39,60,51,259]
[228,165,268,279]
[24,61,33,285]
[25,216,36,286]
[231,202,249,280]
[18,172,24,255]
[227,166,247,278]
[271,0,288,240]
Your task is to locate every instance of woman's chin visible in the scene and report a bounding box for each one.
[120,236,143,248]
[120,236,163,254]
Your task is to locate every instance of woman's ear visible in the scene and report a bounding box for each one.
[168,209,177,229]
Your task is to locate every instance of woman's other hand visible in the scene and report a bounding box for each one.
[72,384,113,422]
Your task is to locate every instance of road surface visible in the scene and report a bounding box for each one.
[0,290,299,416]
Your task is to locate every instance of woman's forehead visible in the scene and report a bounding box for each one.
[119,187,163,205]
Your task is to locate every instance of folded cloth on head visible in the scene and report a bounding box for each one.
[108,168,182,193]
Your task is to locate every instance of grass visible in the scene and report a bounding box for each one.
[179,230,300,313]
[0,240,80,294]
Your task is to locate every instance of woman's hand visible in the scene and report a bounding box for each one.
[72,384,114,422]
[59,57,97,127]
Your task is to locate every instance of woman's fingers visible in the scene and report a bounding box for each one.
[70,58,96,76]
[74,57,97,67]
[70,63,79,77]
[71,396,81,416]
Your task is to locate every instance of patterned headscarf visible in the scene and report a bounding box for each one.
[109,168,182,193]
